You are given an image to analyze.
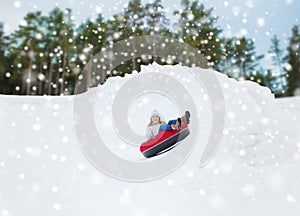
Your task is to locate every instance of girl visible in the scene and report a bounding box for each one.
[145,110,167,141]
[145,110,191,141]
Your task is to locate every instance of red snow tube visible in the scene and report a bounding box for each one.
[140,124,190,158]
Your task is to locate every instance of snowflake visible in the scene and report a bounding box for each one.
[5,72,11,78]
[224,1,229,8]
[14,1,21,8]
[53,203,61,211]
[51,186,59,193]
[18,173,26,180]
[257,18,265,27]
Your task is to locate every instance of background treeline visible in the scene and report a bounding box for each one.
[0,0,299,97]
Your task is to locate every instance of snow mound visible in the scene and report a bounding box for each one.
[94,62,297,166]
[1,63,300,216]
[215,72,298,166]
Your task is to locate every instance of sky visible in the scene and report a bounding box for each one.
[0,0,299,68]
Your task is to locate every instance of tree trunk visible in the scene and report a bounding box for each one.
[55,59,61,95]
[60,48,68,95]
[241,62,246,79]
[277,60,285,93]
[39,79,43,95]
[27,51,33,95]
[132,35,136,72]
[48,57,53,95]
[86,53,92,91]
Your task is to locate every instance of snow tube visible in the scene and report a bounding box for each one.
[140,124,190,158]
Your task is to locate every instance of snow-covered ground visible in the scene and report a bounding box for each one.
[1,63,300,216]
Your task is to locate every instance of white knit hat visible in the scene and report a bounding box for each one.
[150,109,161,120]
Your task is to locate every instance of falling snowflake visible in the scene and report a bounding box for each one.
[257,18,265,27]
[14,1,21,8]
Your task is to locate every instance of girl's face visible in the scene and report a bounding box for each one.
[151,115,160,124]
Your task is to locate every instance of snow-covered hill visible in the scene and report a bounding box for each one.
[0,63,300,216]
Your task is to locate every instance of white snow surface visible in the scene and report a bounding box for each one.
[1,63,300,215]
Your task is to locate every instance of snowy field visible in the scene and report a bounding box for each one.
[1,64,300,216]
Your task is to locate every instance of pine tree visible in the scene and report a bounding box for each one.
[236,37,263,79]
[0,29,14,94]
[74,14,108,89]
[105,0,146,75]
[144,0,170,36]
[123,0,145,72]
[43,7,75,95]
[174,0,223,68]
[220,37,263,79]
[268,35,286,96]
[144,0,171,63]
[286,25,300,96]
[9,11,45,95]
[219,38,236,76]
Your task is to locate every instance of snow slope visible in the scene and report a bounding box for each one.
[0,63,300,216]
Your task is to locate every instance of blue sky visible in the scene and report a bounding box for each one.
[0,0,299,68]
